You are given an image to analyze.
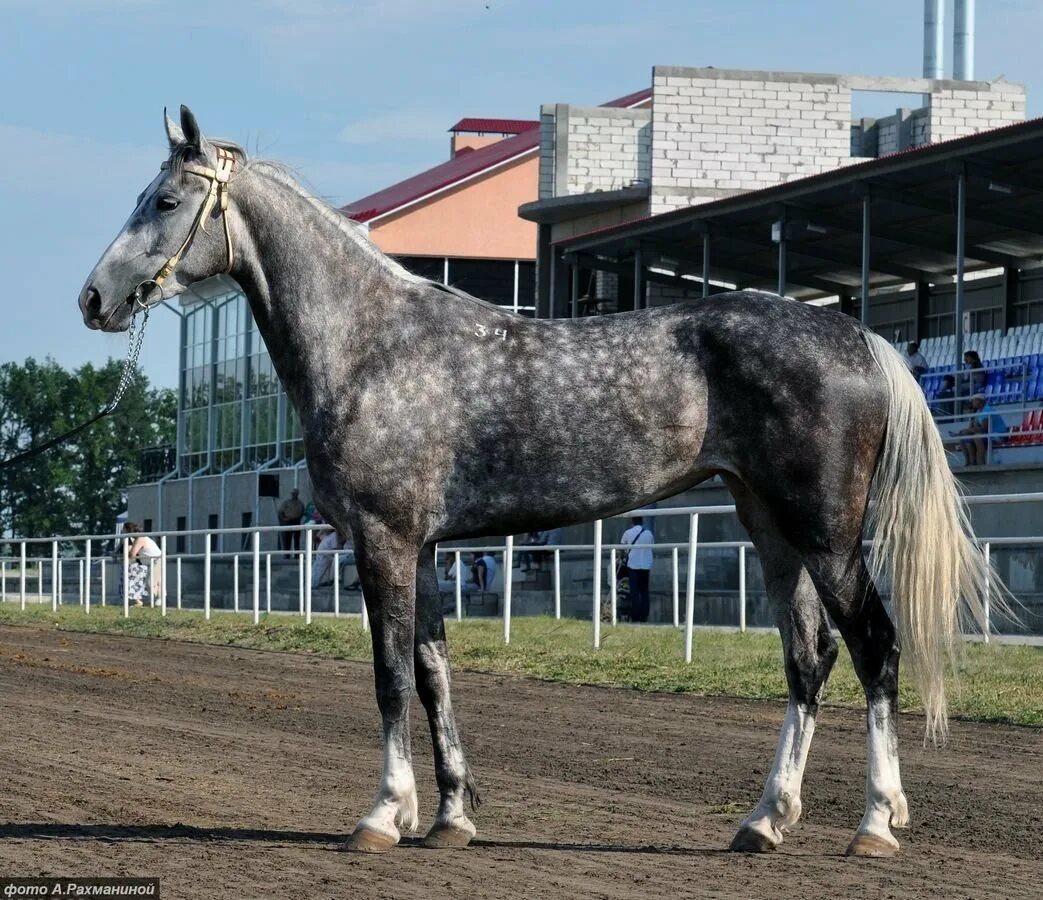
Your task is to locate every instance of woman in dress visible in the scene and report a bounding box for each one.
[123,522,162,607]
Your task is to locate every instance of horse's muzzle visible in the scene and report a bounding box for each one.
[80,284,104,329]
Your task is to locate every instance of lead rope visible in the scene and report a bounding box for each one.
[0,307,150,471]
[105,306,149,412]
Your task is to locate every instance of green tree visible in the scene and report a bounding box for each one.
[0,357,176,541]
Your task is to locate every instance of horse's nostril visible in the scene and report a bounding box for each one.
[83,285,102,317]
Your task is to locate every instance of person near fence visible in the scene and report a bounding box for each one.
[961,350,987,409]
[956,394,1006,467]
[311,528,345,588]
[277,489,305,556]
[438,554,459,599]
[904,342,929,381]
[931,374,957,419]
[620,518,654,622]
[519,530,548,573]
[472,551,498,593]
[123,522,161,607]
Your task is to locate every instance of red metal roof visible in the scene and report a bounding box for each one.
[341,87,652,224]
[450,117,539,134]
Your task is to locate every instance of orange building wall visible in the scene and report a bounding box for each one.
[368,154,538,261]
[451,134,503,156]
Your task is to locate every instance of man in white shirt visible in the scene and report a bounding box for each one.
[904,342,929,381]
[620,517,654,622]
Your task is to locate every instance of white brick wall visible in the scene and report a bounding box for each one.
[650,69,854,213]
[564,107,651,195]
[538,104,651,199]
[927,82,1025,143]
[646,68,1026,213]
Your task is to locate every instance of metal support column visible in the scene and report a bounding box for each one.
[776,211,787,297]
[1003,266,1019,334]
[570,262,580,319]
[633,248,644,311]
[955,168,967,370]
[537,224,552,319]
[702,231,711,299]
[547,245,557,321]
[914,278,929,342]
[861,191,872,323]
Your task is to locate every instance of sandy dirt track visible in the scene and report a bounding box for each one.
[0,624,1040,899]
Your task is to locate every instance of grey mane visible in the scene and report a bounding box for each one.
[171,139,494,306]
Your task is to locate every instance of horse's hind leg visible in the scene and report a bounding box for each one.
[414,543,479,849]
[804,549,909,857]
[727,482,838,853]
[344,523,420,853]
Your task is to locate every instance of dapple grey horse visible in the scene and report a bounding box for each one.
[79,107,993,858]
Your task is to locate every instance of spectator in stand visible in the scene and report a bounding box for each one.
[519,530,549,573]
[438,553,460,599]
[956,394,1006,466]
[620,517,654,623]
[471,551,498,593]
[311,528,345,588]
[124,522,162,607]
[962,351,987,409]
[277,488,305,556]
[932,374,957,419]
[905,342,929,381]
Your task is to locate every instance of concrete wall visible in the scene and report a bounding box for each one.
[128,466,316,555]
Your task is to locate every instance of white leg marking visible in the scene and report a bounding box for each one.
[855,700,909,846]
[739,701,816,847]
[355,741,418,839]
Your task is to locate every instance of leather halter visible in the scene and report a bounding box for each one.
[134,146,237,307]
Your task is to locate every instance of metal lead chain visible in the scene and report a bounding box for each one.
[105,307,150,413]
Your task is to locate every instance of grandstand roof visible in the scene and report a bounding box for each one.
[341,88,652,225]
[554,116,1043,301]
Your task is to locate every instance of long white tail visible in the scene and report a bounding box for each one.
[862,331,1005,743]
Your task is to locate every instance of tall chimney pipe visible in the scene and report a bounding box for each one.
[954,0,975,80]
[923,0,944,80]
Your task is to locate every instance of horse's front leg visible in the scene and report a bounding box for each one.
[345,525,420,853]
[415,544,479,848]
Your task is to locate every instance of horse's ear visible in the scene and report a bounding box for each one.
[164,107,185,148]
[180,104,203,150]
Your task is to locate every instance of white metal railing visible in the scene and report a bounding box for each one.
[2,493,1043,658]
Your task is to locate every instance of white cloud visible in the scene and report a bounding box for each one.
[0,124,159,197]
[2,0,159,14]
[336,109,453,145]
[274,155,431,206]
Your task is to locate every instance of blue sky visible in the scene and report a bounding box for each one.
[2,0,1040,389]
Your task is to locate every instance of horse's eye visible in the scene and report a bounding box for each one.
[156,196,180,212]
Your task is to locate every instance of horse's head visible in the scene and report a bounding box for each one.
[79,105,244,332]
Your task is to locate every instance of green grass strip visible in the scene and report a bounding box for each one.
[1,604,1040,727]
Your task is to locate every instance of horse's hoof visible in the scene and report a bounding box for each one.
[422,821,476,849]
[729,826,778,853]
[344,827,399,853]
[845,832,899,857]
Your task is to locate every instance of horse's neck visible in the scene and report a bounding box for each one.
[230,166,406,413]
